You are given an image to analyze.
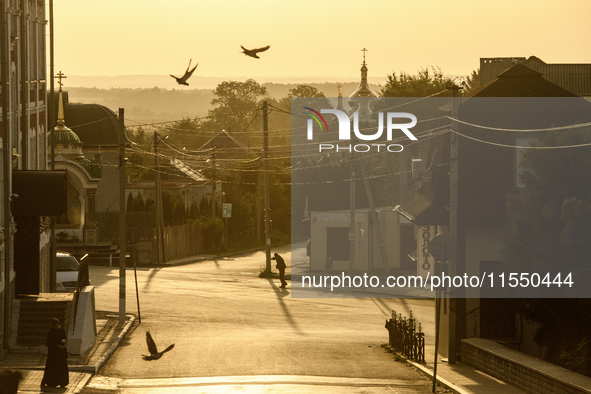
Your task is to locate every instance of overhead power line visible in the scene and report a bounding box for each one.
[447,116,591,133]
[450,129,591,149]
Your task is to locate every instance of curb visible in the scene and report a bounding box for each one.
[72,372,94,394]
[407,360,466,394]
[93,315,136,374]
[149,255,211,268]
[72,315,136,375]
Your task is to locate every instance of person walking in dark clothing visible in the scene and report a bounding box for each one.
[271,252,288,288]
[41,318,69,388]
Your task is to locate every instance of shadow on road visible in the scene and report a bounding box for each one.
[266,278,306,335]
[371,297,414,319]
[211,256,238,269]
[143,267,162,291]
[41,387,67,393]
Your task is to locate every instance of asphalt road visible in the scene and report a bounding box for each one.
[88,245,436,392]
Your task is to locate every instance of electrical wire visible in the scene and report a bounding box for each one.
[450,129,591,149]
[447,116,591,133]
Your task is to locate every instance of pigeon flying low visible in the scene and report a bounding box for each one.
[142,331,175,361]
[241,45,270,59]
[170,59,198,86]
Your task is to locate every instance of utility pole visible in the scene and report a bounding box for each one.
[447,83,462,364]
[263,101,272,273]
[349,151,356,271]
[153,132,165,264]
[118,108,127,324]
[48,0,56,293]
[257,158,262,242]
[359,159,389,271]
[211,150,216,218]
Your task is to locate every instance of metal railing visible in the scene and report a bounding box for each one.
[72,253,90,331]
[385,310,425,363]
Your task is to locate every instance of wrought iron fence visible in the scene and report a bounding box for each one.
[385,310,425,363]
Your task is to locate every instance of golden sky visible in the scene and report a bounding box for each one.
[52,0,591,81]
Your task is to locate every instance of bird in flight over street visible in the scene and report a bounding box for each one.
[142,331,175,361]
[241,45,271,59]
[170,59,198,85]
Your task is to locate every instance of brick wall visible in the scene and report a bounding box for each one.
[462,338,591,394]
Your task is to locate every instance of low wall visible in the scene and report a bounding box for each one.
[462,338,591,394]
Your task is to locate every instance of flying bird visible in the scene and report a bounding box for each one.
[241,45,271,59]
[142,331,175,361]
[170,59,198,85]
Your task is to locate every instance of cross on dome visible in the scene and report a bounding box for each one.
[55,71,67,91]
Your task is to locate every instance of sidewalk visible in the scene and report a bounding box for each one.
[410,358,525,394]
[0,312,135,394]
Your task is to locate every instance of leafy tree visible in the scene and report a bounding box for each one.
[129,125,148,145]
[162,192,174,225]
[280,84,333,112]
[188,201,199,220]
[160,117,210,152]
[200,217,224,253]
[204,79,267,133]
[268,166,291,243]
[126,126,154,181]
[288,85,326,98]
[126,192,134,212]
[222,175,258,249]
[381,66,452,97]
[199,196,211,218]
[132,193,146,211]
[145,195,155,212]
[173,200,187,223]
[462,68,480,95]
[503,129,591,375]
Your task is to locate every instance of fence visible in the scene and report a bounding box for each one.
[97,212,202,263]
[161,223,202,261]
[384,310,425,363]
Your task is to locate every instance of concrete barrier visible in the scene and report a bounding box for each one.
[462,338,591,394]
[67,287,97,356]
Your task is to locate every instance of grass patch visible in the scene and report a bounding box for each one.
[381,343,407,363]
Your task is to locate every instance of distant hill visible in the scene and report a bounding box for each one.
[66,76,383,125]
[67,86,216,126]
[66,74,385,90]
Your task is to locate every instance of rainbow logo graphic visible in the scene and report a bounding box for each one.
[303,107,329,132]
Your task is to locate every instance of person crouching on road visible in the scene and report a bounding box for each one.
[271,252,288,288]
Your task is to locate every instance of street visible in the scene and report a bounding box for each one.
[88,245,436,392]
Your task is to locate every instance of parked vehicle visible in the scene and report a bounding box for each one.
[56,251,89,292]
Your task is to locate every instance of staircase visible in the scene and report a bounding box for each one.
[10,293,73,351]
[56,240,130,266]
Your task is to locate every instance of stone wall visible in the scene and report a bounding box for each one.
[462,338,591,394]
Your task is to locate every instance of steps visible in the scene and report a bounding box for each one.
[56,241,131,266]
[10,294,73,351]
